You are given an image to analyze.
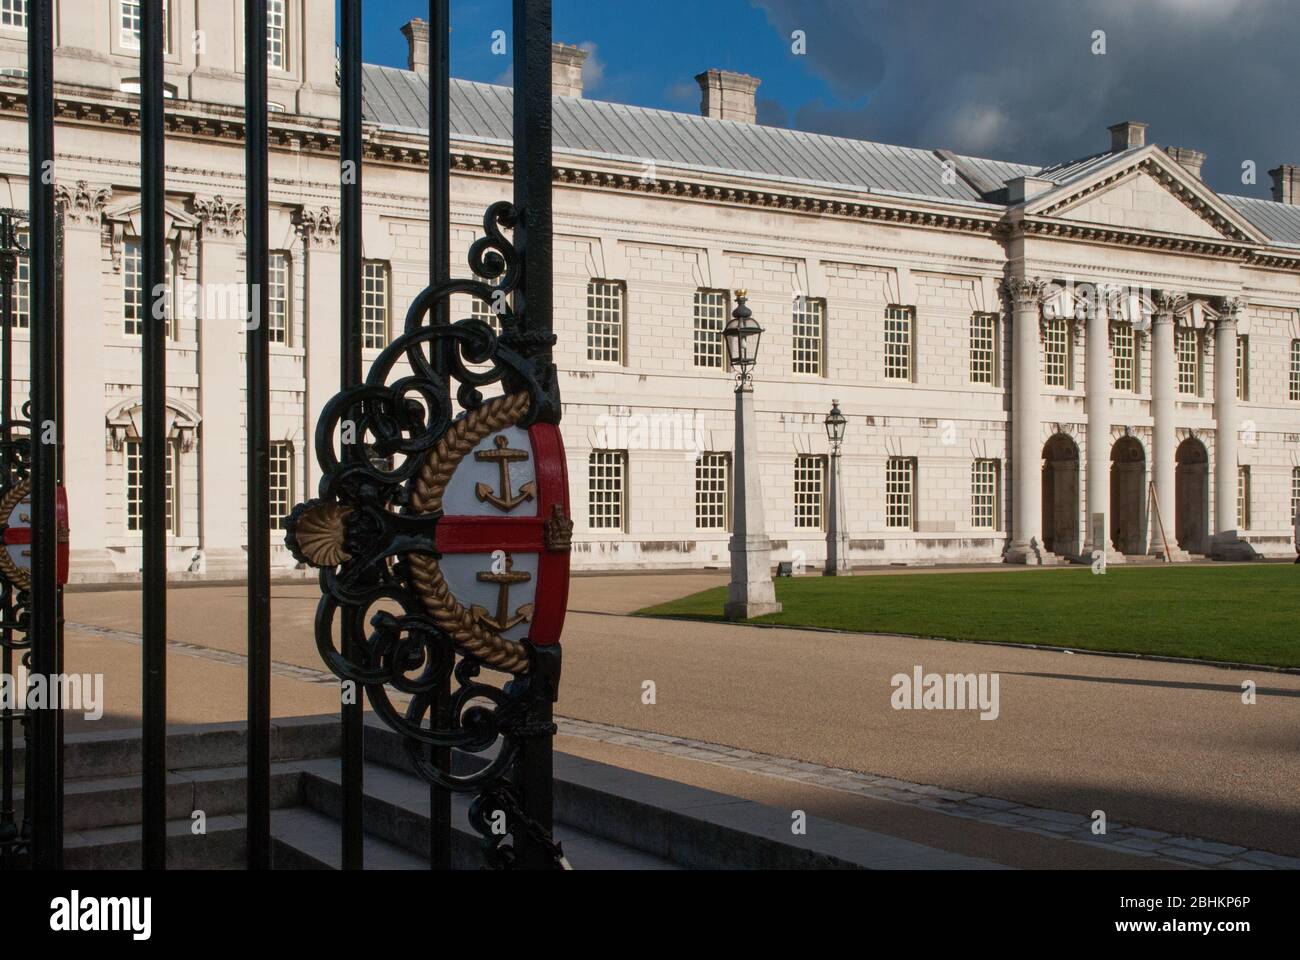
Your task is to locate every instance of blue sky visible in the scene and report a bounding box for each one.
[344,1,1300,198]
[347,0,841,131]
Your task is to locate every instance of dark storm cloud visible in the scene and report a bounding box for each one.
[753,0,1300,195]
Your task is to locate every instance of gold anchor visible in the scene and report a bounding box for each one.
[474,434,536,512]
[472,554,534,632]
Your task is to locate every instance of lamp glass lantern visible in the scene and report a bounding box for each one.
[824,399,847,448]
[723,289,763,377]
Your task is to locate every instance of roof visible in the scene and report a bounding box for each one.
[361,63,1299,245]
[1221,194,1300,248]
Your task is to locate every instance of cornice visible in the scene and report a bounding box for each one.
[2,83,1298,271]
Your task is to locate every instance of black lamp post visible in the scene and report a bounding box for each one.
[824,399,850,576]
[723,290,781,618]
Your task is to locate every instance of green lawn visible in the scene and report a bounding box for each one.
[637,565,1300,667]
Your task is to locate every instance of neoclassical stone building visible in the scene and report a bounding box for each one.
[1,1,1297,580]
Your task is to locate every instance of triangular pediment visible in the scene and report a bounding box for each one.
[1022,147,1264,245]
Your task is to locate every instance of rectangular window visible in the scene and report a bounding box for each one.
[11,230,28,329]
[361,261,389,349]
[123,239,178,339]
[694,452,730,530]
[1237,466,1251,530]
[1237,336,1250,401]
[884,305,914,381]
[1,0,26,29]
[121,0,169,52]
[268,251,290,345]
[125,438,179,536]
[692,289,726,369]
[1292,468,1300,523]
[586,280,624,363]
[792,297,825,375]
[588,450,625,530]
[793,454,825,530]
[267,0,287,69]
[886,457,916,530]
[471,292,500,333]
[969,312,997,385]
[971,459,1000,530]
[1290,340,1300,402]
[1043,318,1070,388]
[1111,323,1135,392]
[269,442,293,530]
[1176,327,1200,396]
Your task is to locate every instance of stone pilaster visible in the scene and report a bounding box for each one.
[1150,291,1187,560]
[1084,286,1121,564]
[297,206,342,498]
[1211,297,1252,560]
[1005,276,1048,563]
[56,183,116,579]
[195,197,248,577]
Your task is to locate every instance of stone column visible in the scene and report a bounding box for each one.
[1005,276,1047,563]
[725,380,781,619]
[56,183,116,579]
[298,207,341,498]
[1084,287,1119,564]
[824,443,850,575]
[1211,297,1251,559]
[195,198,247,577]
[1150,291,1186,560]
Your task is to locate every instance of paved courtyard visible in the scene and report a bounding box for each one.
[59,570,1300,866]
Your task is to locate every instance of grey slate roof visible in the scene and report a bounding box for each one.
[1221,195,1300,248]
[361,63,1299,246]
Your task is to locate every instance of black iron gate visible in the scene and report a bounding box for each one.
[5,0,562,870]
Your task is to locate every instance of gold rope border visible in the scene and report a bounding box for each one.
[0,478,31,592]
[409,391,533,675]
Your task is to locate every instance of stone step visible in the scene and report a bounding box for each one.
[352,721,1002,869]
[296,758,681,870]
[270,807,427,870]
[13,761,306,831]
[64,814,248,870]
[1,715,340,784]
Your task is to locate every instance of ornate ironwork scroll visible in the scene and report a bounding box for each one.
[285,201,569,869]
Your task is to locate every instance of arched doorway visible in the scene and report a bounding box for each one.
[1042,434,1080,557]
[1175,438,1210,554]
[1110,437,1147,555]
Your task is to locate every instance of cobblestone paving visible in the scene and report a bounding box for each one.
[69,620,1300,871]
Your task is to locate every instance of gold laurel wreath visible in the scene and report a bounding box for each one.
[0,478,32,591]
[408,391,533,675]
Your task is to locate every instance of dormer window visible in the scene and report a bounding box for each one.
[120,0,171,54]
[1,0,26,31]
[267,0,287,70]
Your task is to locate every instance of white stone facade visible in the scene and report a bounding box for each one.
[0,2,1297,582]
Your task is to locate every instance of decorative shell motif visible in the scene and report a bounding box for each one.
[289,501,354,568]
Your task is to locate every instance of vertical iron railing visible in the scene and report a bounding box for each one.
[245,0,273,871]
[510,0,558,868]
[427,0,453,871]
[339,0,365,871]
[0,209,29,870]
[140,0,169,870]
[27,0,62,872]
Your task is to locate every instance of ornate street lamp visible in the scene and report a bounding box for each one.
[824,400,850,576]
[724,291,781,619]
[722,289,763,380]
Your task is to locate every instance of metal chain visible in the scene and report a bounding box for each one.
[497,788,571,870]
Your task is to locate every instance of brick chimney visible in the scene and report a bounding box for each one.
[1108,120,1148,152]
[695,69,760,123]
[401,19,430,75]
[552,42,589,98]
[1163,145,1206,180]
[1270,164,1300,204]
